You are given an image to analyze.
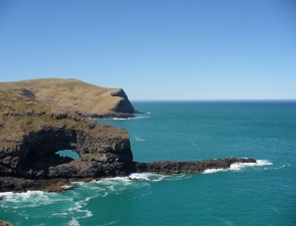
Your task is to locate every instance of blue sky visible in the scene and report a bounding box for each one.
[0,0,295,100]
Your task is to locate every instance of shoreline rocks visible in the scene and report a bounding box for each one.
[0,157,257,193]
[133,158,256,174]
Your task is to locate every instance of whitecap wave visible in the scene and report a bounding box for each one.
[129,173,151,181]
[129,173,192,182]
[256,160,273,166]
[98,221,118,226]
[0,190,66,208]
[279,163,291,169]
[203,159,273,174]
[129,173,173,182]
[113,115,151,120]
[203,168,226,174]
[133,135,145,142]
[67,198,93,220]
[95,114,151,121]
[68,218,80,226]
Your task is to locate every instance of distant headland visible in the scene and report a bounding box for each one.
[0,78,137,118]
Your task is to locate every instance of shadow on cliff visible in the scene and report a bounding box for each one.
[20,129,80,179]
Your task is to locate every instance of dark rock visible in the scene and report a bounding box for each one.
[110,89,136,114]
[0,90,133,192]
[132,158,256,174]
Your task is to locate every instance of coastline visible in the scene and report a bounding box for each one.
[0,158,256,193]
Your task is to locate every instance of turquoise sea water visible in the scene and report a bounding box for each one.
[1,101,296,226]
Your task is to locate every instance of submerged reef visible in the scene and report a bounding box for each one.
[0,82,256,193]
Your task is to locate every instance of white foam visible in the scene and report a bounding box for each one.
[203,159,273,174]
[279,163,291,168]
[68,218,80,226]
[203,168,226,174]
[0,190,76,210]
[96,114,151,121]
[68,199,94,220]
[112,117,130,120]
[256,160,273,166]
[0,190,48,205]
[129,173,171,182]
[62,185,74,189]
[52,212,69,216]
[129,173,150,181]
[0,192,13,199]
[113,115,151,120]
[98,221,118,226]
[133,135,145,142]
[106,177,131,182]
[165,173,192,181]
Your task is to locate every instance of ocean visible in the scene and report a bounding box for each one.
[1,101,296,226]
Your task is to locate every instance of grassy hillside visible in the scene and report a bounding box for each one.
[0,78,135,117]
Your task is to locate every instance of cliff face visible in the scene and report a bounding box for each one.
[0,78,136,118]
[0,89,133,191]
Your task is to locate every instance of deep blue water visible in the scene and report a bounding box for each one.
[1,101,296,226]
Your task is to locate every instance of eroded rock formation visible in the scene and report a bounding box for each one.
[0,87,256,193]
[0,89,133,192]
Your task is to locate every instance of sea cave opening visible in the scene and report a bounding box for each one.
[55,149,80,160]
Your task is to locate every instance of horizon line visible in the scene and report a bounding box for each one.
[130,99,296,102]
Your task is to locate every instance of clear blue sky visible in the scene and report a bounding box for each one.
[0,0,295,100]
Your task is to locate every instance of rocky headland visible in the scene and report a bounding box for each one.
[0,78,137,118]
[0,80,256,193]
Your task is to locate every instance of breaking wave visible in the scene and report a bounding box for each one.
[68,218,80,226]
[95,114,151,121]
[203,159,273,174]
[133,135,146,142]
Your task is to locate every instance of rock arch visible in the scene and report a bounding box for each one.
[55,150,80,160]
[1,125,133,179]
[20,129,79,178]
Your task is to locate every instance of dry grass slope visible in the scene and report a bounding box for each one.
[0,78,135,117]
[0,89,102,148]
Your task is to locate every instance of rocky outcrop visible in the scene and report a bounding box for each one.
[0,89,134,192]
[133,158,256,174]
[0,88,257,193]
[0,78,137,118]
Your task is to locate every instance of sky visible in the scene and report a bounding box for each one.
[0,0,295,100]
